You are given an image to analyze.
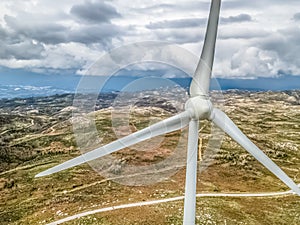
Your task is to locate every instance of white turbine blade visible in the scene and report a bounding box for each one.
[211,108,300,195]
[190,0,221,97]
[183,120,199,225]
[35,111,191,178]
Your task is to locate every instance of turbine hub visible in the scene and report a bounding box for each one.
[185,96,213,120]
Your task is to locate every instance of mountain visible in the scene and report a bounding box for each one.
[0,69,299,99]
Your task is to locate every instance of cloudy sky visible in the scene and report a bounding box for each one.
[1,0,300,79]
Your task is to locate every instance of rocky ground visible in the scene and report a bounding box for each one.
[0,90,299,224]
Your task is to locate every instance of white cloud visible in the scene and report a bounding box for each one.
[230,47,282,77]
[0,0,299,78]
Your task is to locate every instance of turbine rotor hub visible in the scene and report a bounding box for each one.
[185,96,213,120]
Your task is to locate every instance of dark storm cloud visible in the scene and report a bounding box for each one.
[221,14,252,24]
[0,39,45,60]
[70,24,123,45]
[0,23,45,60]
[293,12,300,21]
[146,18,206,29]
[0,26,7,38]
[4,10,124,47]
[70,1,121,24]
[4,14,67,44]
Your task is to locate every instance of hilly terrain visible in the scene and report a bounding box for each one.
[0,90,299,225]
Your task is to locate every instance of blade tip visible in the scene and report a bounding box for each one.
[35,171,50,178]
[294,188,300,196]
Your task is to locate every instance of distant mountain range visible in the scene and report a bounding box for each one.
[0,84,71,99]
[0,71,300,99]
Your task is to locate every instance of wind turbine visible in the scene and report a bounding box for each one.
[36,0,300,224]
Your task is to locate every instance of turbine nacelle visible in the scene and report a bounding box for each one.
[185,96,213,120]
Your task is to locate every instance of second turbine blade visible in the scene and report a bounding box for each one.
[35,111,191,177]
[211,108,300,196]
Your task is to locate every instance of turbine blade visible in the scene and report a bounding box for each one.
[211,108,300,195]
[35,111,191,178]
[190,0,221,97]
[183,120,199,225]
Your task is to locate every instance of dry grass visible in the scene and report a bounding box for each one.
[0,91,299,224]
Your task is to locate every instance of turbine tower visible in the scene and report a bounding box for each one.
[36,0,300,224]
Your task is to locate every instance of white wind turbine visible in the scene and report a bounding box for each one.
[36,0,300,224]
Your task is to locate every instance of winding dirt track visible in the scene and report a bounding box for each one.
[46,188,298,225]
